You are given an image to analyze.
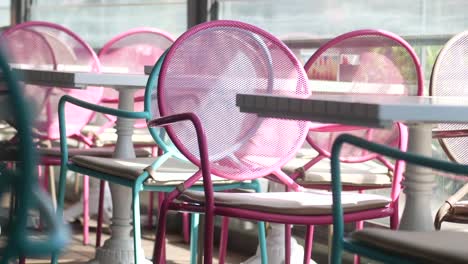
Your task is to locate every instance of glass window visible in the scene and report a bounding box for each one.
[30,0,187,49]
[218,0,468,37]
[0,2,10,27]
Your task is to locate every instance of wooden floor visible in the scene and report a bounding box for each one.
[23,220,249,264]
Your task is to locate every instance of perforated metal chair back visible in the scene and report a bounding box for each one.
[154,20,310,182]
[1,21,102,140]
[430,30,468,163]
[304,29,423,162]
[99,28,174,128]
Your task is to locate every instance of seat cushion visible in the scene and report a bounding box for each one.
[39,146,151,158]
[282,155,392,187]
[178,189,390,215]
[71,155,239,185]
[351,228,468,264]
[82,125,156,145]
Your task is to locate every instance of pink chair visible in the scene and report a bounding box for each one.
[281,29,424,262]
[0,21,150,245]
[150,20,404,264]
[96,28,179,245]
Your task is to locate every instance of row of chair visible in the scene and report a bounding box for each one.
[55,20,421,264]
[0,21,182,247]
[1,19,468,264]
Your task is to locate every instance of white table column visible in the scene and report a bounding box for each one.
[399,123,436,231]
[90,88,150,264]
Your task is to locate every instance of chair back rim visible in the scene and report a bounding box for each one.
[3,20,101,71]
[303,29,424,162]
[98,27,176,58]
[156,19,310,178]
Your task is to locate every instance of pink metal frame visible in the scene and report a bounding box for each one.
[93,28,184,246]
[151,21,411,264]
[2,21,102,246]
[302,29,423,163]
[289,30,423,263]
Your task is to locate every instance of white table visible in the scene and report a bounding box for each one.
[12,68,150,263]
[237,93,468,231]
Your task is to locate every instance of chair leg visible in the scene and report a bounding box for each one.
[285,224,291,264]
[132,186,142,264]
[52,164,68,264]
[353,221,363,264]
[303,225,314,264]
[390,202,399,230]
[190,213,199,264]
[183,212,190,243]
[153,199,169,264]
[152,192,166,264]
[218,217,229,264]
[203,210,215,264]
[96,180,105,248]
[257,221,268,264]
[82,175,89,245]
[147,192,154,228]
[42,165,49,193]
[48,165,57,209]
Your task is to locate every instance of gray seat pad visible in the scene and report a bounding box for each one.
[351,228,468,264]
[39,146,151,158]
[71,155,239,185]
[282,151,392,187]
[179,189,390,215]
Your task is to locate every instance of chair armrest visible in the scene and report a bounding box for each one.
[57,95,151,162]
[330,133,468,260]
[147,113,215,207]
[434,182,468,229]
[432,128,468,139]
[59,95,149,119]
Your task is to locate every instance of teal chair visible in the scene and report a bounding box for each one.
[0,48,69,263]
[55,52,267,263]
[331,134,468,264]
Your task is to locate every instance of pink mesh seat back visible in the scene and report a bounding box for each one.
[1,21,102,140]
[430,31,468,163]
[99,29,174,127]
[155,20,310,180]
[304,30,422,161]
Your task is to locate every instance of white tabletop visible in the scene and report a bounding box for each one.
[10,68,148,89]
[237,93,468,128]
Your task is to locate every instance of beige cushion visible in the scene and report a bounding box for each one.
[351,228,468,264]
[82,125,155,145]
[178,189,390,215]
[71,155,240,185]
[39,146,151,158]
[282,155,392,187]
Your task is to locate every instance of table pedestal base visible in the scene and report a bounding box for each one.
[241,223,310,264]
[88,238,150,264]
[399,123,436,231]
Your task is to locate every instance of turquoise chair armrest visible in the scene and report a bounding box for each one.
[330,133,468,264]
[57,95,151,162]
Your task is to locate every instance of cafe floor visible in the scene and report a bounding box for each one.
[24,219,248,264]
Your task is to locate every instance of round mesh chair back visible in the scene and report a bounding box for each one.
[0,49,68,261]
[1,21,102,140]
[304,29,423,161]
[99,28,174,128]
[154,20,310,180]
[430,31,468,163]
